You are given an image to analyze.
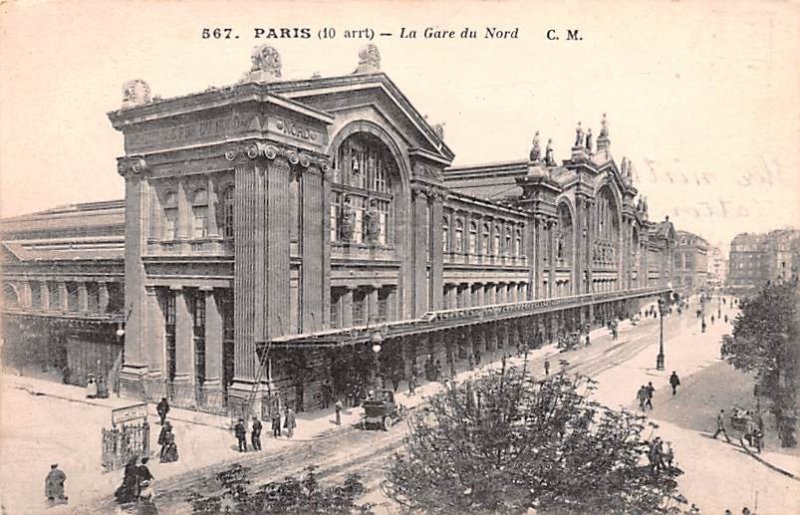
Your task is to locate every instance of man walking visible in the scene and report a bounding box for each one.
[712,409,732,443]
[645,381,655,410]
[45,464,68,506]
[156,397,170,426]
[234,418,248,452]
[637,385,648,411]
[321,380,332,409]
[158,421,173,460]
[271,408,282,438]
[284,406,297,438]
[251,417,262,451]
[544,358,551,377]
[334,398,343,425]
[669,371,681,395]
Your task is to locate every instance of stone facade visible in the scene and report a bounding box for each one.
[3,46,681,418]
[673,230,709,296]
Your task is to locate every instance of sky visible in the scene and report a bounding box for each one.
[1,0,798,252]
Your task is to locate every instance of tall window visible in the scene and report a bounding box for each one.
[30,282,42,309]
[165,291,176,382]
[469,222,478,254]
[48,282,60,310]
[66,282,80,312]
[482,223,490,255]
[192,188,208,239]
[330,289,342,329]
[352,289,366,326]
[331,133,397,245]
[192,291,206,389]
[222,186,235,240]
[442,216,450,253]
[505,227,512,256]
[163,191,178,240]
[378,288,389,322]
[454,219,464,253]
[494,224,501,255]
[515,228,523,257]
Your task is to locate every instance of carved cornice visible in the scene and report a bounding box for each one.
[223,141,331,175]
[117,156,148,178]
[411,182,447,201]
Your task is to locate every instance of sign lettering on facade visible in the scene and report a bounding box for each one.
[111,402,148,426]
[126,115,251,151]
[272,117,316,141]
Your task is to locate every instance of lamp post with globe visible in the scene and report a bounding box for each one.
[368,320,386,390]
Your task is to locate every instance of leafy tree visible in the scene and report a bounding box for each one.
[723,279,799,447]
[384,361,687,514]
[187,464,374,514]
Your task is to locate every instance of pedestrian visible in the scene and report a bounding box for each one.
[585,333,591,347]
[408,370,417,396]
[251,417,262,451]
[136,457,154,498]
[334,398,343,425]
[724,314,729,323]
[475,350,482,366]
[391,368,402,393]
[701,320,707,333]
[712,409,732,443]
[156,397,170,425]
[645,381,655,409]
[544,358,551,377]
[467,353,475,370]
[115,457,140,504]
[158,421,172,460]
[321,380,332,409]
[636,385,648,411]
[271,408,282,438]
[434,359,442,381]
[669,371,681,395]
[45,464,68,506]
[234,418,248,452]
[160,432,179,463]
[86,374,98,398]
[137,479,158,515]
[284,406,296,438]
[711,315,715,324]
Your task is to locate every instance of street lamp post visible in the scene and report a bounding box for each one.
[656,297,665,371]
[370,326,385,389]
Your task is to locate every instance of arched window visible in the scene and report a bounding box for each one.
[3,284,19,309]
[494,224,501,256]
[482,223,490,255]
[454,219,464,253]
[222,186,235,240]
[515,228,523,257]
[163,191,178,240]
[192,188,208,239]
[442,216,450,253]
[332,133,397,245]
[469,222,478,254]
[505,227,512,256]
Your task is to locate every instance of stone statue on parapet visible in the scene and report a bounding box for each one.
[529,131,541,162]
[434,123,445,141]
[122,79,151,108]
[620,157,628,182]
[364,200,381,243]
[626,160,634,184]
[574,122,584,147]
[585,128,593,153]
[545,138,556,166]
[353,44,381,74]
[251,45,282,77]
[600,112,609,138]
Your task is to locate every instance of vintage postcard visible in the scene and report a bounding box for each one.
[1,1,798,514]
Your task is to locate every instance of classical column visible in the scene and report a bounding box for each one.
[58,282,68,311]
[144,286,165,399]
[342,287,355,328]
[461,283,472,308]
[447,284,458,309]
[430,191,444,310]
[78,282,89,312]
[98,282,109,313]
[585,198,595,294]
[173,288,195,408]
[548,220,556,298]
[411,185,429,316]
[367,285,380,322]
[302,166,325,333]
[203,289,224,411]
[474,283,484,307]
[207,175,219,238]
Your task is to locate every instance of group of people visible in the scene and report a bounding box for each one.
[234,405,297,452]
[646,437,674,473]
[114,456,156,512]
[157,422,178,463]
[637,382,656,411]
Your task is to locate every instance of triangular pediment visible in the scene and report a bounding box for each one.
[270,73,455,165]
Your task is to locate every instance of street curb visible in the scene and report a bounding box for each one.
[737,437,800,481]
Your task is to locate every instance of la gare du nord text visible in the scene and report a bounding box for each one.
[251,27,519,39]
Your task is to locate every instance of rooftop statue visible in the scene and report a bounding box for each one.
[529,131,541,162]
[574,121,584,147]
[545,138,556,166]
[251,45,282,77]
[585,128,593,152]
[600,112,609,138]
[354,44,381,74]
[121,79,151,109]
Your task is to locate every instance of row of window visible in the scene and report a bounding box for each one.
[329,286,391,329]
[443,217,524,257]
[160,186,235,241]
[4,281,123,314]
